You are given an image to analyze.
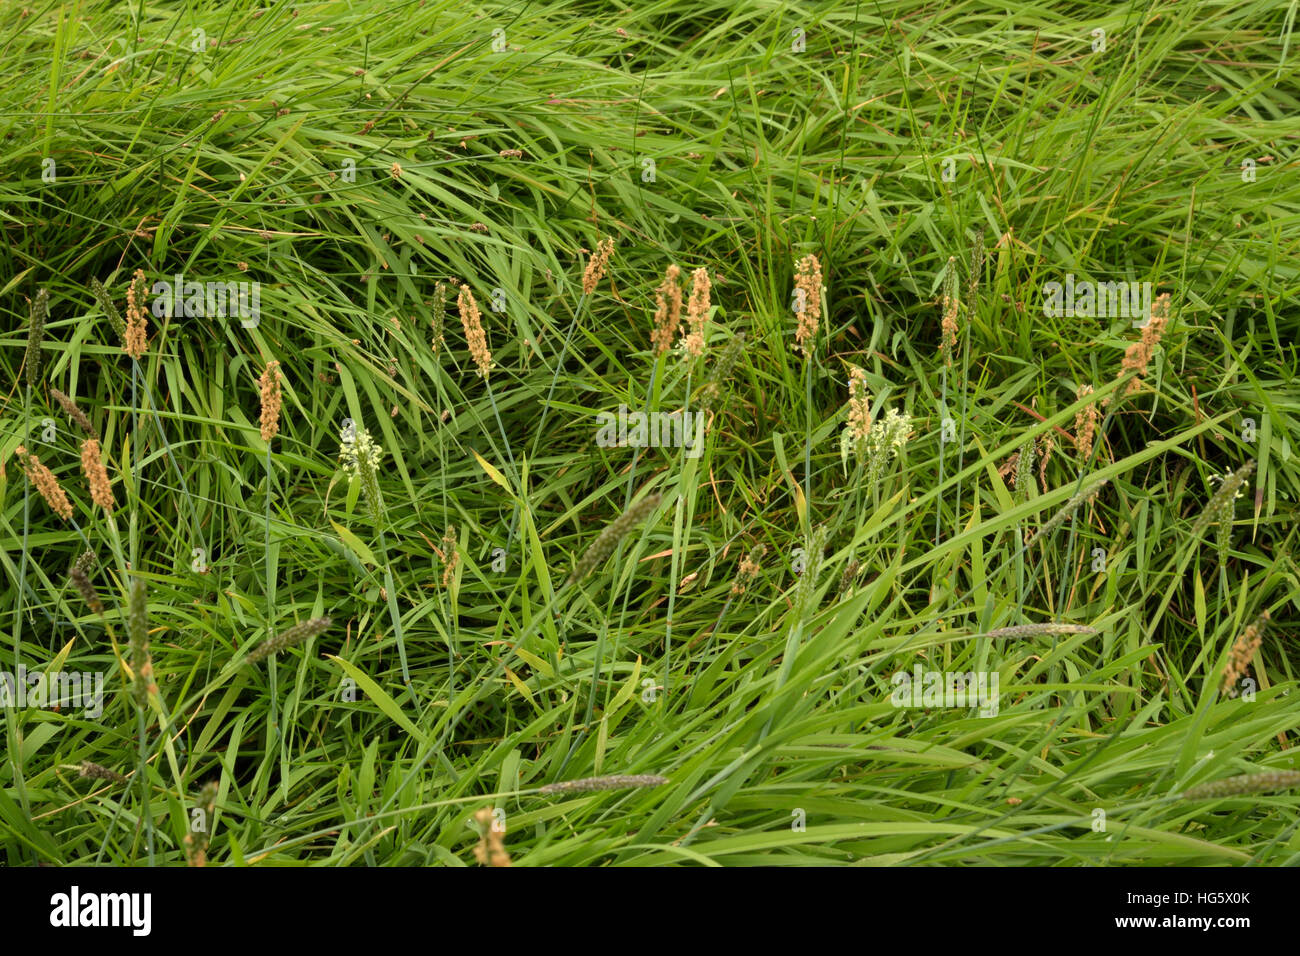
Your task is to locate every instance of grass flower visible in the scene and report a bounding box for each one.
[730,543,765,596]
[80,438,115,512]
[979,623,1098,640]
[258,360,282,441]
[681,266,712,359]
[70,564,104,616]
[696,332,746,413]
[1190,460,1255,552]
[339,423,385,525]
[77,761,126,785]
[567,493,663,587]
[845,365,871,440]
[123,268,149,360]
[91,277,126,338]
[430,281,448,353]
[793,525,828,618]
[245,617,332,664]
[14,445,73,520]
[1220,610,1269,698]
[939,256,958,366]
[458,284,492,378]
[1026,477,1109,543]
[793,253,822,355]
[439,525,459,588]
[1180,769,1300,801]
[650,264,683,357]
[582,236,614,296]
[1012,436,1036,504]
[843,405,911,485]
[1107,292,1170,403]
[25,288,48,390]
[49,387,94,435]
[1074,384,1100,461]
[539,774,668,795]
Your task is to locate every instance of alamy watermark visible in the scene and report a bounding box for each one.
[152,273,261,328]
[890,666,999,717]
[1042,274,1153,326]
[0,665,104,717]
[596,404,704,458]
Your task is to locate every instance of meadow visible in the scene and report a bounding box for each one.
[1,0,1298,867]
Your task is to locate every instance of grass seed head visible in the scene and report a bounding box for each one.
[1074,385,1100,461]
[539,774,668,795]
[458,284,492,378]
[245,617,332,665]
[939,256,959,366]
[582,236,614,296]
[24,288,48,390]
[431,281,448,353]
[730,543,765,596]
[1028,477,1109,543]
[78,761,127,785]
[183,781,220,867]
[123,269,149,360]
[90,277,126,338]
[696,332,746,413]
[1220,610,1270,698]
[81,438,115,512]
[49,387,94,435]
[1180,769,1300,801]
[472,807,511,866]
[568,493,663,586]
[15,445,73,520]
[681,266,712,359]
[70,564,104,616]
[650,264,683,357]
[259,360,282,442]
[793,253,822,355]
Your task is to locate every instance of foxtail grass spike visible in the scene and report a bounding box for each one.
[1180,770,1300,801]
[70,565,103,616]
[567,493,663,587]
[25,288,48,390]
[539,774,669,794]
[78,761,127,785]
[91,277,126,338]
[49,388,94,435]
[979,623,1098,640]
[1027,477,1109,543]
[245,617,332,664]
[1220,610,1270,697]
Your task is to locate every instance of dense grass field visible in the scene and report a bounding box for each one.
[2,0,1298,867]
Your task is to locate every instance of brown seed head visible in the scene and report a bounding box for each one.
[458,285,492,378]
[1220,610,1270,698]
[681,266,712,359]
[582,237,614,296]
[15,445,73,520]
[846,366,872,440]
[650,265,683,356]
[259,360,282,441]
[80,438,114,512]
[49,388,94,435]
[793,254,823,354]
[123,269,149,359]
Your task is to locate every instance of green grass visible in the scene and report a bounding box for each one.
[1,0,1298,866]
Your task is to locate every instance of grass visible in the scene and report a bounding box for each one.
[1,0,1298,867]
